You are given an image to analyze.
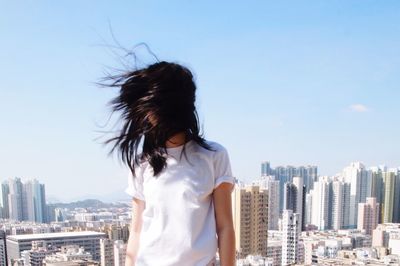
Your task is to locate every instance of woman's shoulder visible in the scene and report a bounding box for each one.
[203,140,227,152]
[193,139,228,157]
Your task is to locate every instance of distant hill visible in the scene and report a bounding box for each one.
[48,199,129,209]
[47,189,131,204]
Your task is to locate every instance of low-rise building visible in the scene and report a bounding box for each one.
[6,231,106,264]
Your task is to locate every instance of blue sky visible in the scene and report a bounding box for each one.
[1,1,399,201]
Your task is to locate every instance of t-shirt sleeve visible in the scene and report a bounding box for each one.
[125,164,145,201]
[213,146,235,192]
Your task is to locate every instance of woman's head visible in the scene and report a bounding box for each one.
[105,61,211,176]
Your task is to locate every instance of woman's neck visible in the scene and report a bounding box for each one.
[165,132,187,148]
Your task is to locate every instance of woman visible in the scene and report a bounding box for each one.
[105,61,236,266]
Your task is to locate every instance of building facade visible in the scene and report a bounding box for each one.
[6,231,106,264]
[232,184,268,258]
[281,210,300,266]
[357,197,379,235]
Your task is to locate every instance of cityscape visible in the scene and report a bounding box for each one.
[1,160,400,265]
[233,162,400,265]
[2,1,400,266]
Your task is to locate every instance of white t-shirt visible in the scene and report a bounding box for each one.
[125,140,235,266]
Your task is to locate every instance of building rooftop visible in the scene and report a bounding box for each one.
[6,231,106,241]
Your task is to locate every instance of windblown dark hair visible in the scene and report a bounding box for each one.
[104,61,213,177]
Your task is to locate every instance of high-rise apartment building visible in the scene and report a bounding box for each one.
[369,166,400,224]
[0,182,10,219]
[284,182,297,212]
[281,210,300,266]
[113,240,126,266]
[0,177,47,223]
[100,239,114,266]
[0,231,7,266]
[267,179,279,231]
[393,169,400,223]
[261,161,272,176]
[55,208,65,222]
[283,177,304,231]
[382,170,396,223]
[297,166,318,194]
[232,184,268,258]
[357,197,379,235]
[253,176,279,230]
[331,181,350,230]
[105,224,130,243]
[275,166,291,213]
[304,192,312,227]
[342,162,370,228]
[293,177,304,231]
[23,179,47,223]
[311,178,330,230]
[370,167,384,222]
[260,162,317,212]
[8,177,24,221]
[260,161,398,233]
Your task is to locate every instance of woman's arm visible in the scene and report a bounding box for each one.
[213,183,236,266]
[125,198,145,266]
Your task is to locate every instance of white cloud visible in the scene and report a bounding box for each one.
[349,104,369,113]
